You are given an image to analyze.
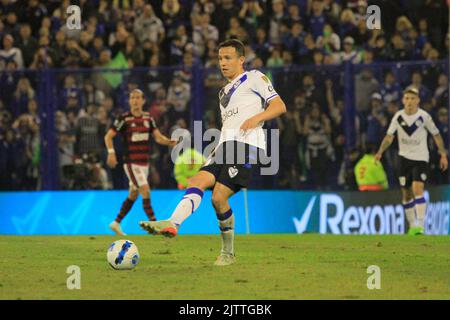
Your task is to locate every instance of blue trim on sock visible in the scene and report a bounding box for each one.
[216,209,233,221]
[403,200,415,209]
[185,187,204,198]
[415,197,426,204]
[189,199,194,213]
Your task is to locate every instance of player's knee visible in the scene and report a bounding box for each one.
[401,189,413,202]
[211,193,227,212]
[139,185,150,197]
[129,189,139,200]
[412,184,424,197]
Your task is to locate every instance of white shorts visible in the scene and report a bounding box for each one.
[123,163,149,190]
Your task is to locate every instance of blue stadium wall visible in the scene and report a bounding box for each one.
[1,186,449,235]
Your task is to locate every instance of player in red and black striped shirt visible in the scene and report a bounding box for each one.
[104,89,178,235]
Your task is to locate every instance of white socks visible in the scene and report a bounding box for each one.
[217,209,234,256]
[169,188,203,227]
[414,195,427,228]
[403,199,416,227]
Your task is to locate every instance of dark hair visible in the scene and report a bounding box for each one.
[218,38,245,57]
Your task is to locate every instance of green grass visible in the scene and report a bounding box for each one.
[0,234,449,300]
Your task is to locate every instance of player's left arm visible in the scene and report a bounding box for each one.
[152,129,179,147]
[432,133,448,171]
[425,114,448,171]
[240,96,287,132]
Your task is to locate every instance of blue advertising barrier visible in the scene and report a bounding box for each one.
[1,187,449,235]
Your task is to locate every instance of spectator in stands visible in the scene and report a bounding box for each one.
[268,0,286,45]
[365,93,387,146]
[238,0,265,39]
[315,23,340,55]
[161,0,184,39]
[17,23,37,68]
[303,102,333,190]
[334,36,361,64]
[0,34,23,69]
[355,68,379,115]
[0,60,18,106]
[410,71,431,103]
[12,77,35,117]
[380,70,402,106]
[167,74,191,121]
[192,13,219,58]
[133,4,165,45]
[75,104,102,158]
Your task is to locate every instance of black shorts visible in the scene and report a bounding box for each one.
[200,141,262,193]
[398,156,429,188]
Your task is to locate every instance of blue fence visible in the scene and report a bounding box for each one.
[1,186,449,235]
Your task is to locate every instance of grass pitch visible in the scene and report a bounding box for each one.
[0,234,449,300]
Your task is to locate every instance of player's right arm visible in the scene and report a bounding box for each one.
[375,134,394,162]
[375,112,399,162]
[104,128,118,168]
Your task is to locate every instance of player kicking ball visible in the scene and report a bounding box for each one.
[375,86,448,235]
[140,39,286,265]
[105,89,178,236]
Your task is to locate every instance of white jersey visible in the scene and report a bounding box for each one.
[387,108,440,162]
[217,70,279,150]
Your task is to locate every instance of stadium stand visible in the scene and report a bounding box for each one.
[0,0,448,191]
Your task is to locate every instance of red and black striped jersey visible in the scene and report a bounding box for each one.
[111,111,157,165]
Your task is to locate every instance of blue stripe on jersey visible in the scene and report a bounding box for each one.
[219,74,248,108]
[398,115,424,136]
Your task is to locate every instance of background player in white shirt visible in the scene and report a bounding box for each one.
[375,86,448,235]
[140,39,286,265]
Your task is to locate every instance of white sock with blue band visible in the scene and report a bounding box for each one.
[414,195,427,228]
[216,209,234,255]
[403,199,416,228]
[169,187,204,227]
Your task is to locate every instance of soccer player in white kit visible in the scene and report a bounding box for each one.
[140,39,287,265]
[375,86,448,235]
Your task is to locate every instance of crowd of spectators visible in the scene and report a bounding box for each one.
[0,0,448,191]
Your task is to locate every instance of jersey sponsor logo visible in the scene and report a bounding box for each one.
[268,85,274,92]
[293,194,405,234]
[221,107,239,123]
[400,137,420,146]
[131,132,149,142]
[228,166,238,178]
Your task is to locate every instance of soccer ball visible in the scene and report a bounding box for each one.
[107,240,140,270]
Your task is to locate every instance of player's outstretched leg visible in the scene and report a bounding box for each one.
[110,195,137,236]
[139,187,204,237]
[139,171,215,237]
